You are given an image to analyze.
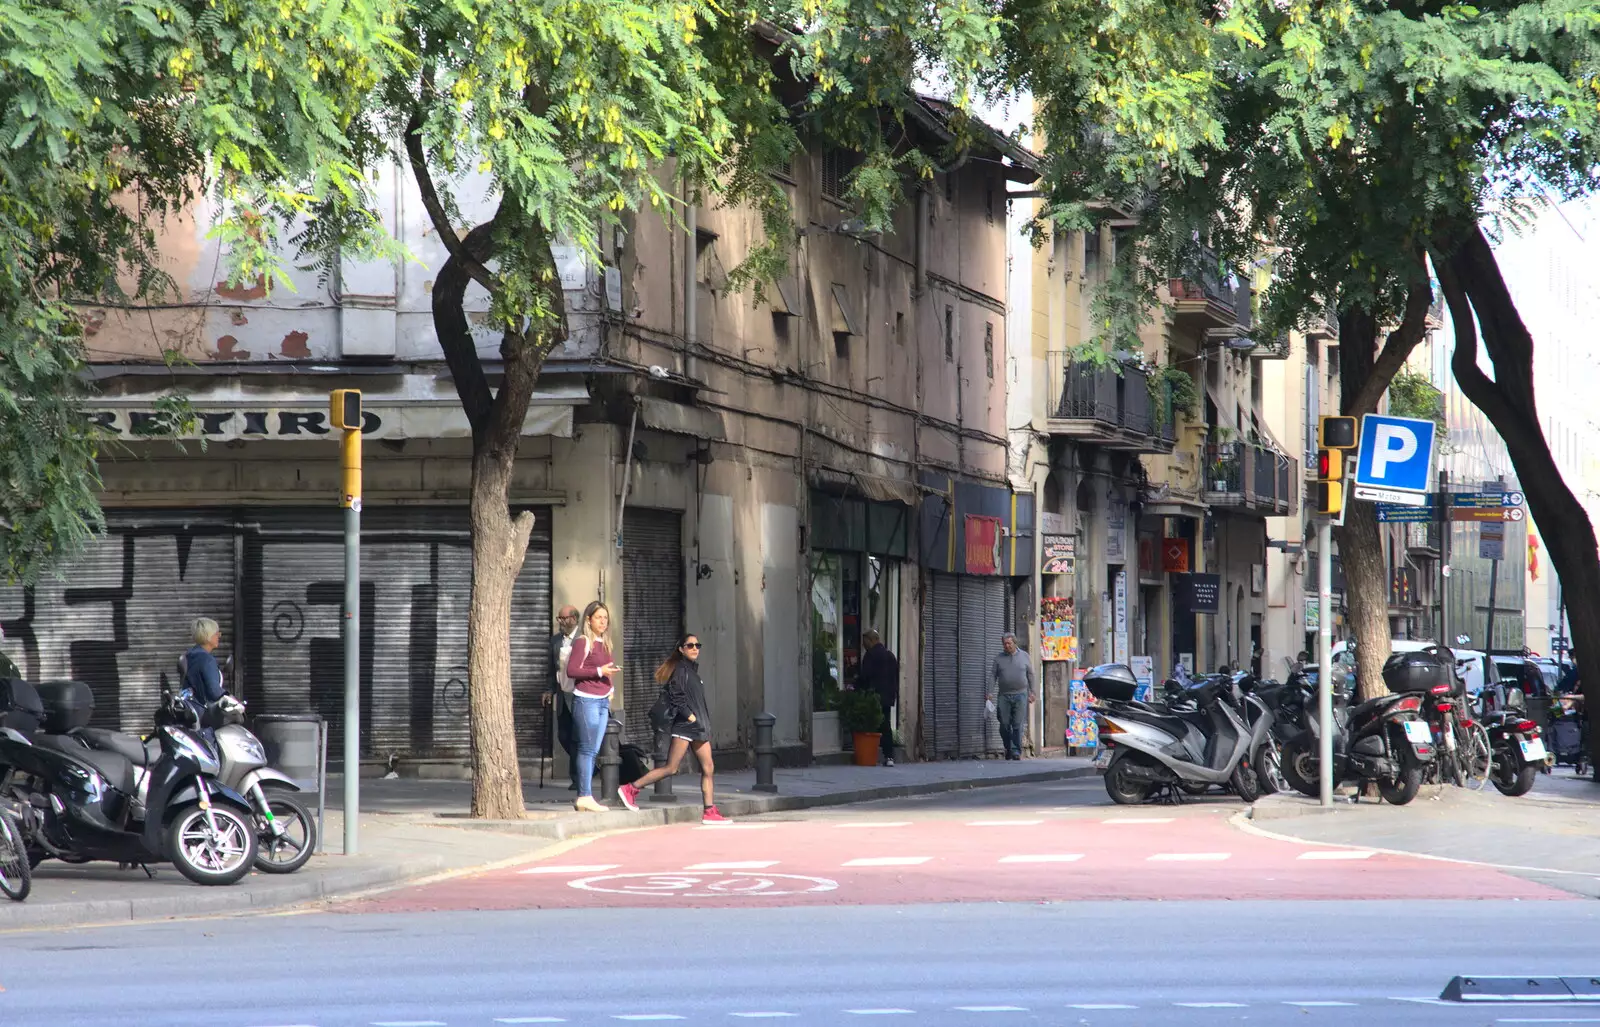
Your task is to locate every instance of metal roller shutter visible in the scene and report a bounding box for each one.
[922,573,960,759]
[957,576,991,757]
[621,509,683,744]
[242,506,551,763]
[0,511,236,733]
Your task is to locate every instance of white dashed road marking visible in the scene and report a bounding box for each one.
[967,820,1044,826]
[1297,850,1376,860]
[1102,817,1174,824]
[1068,1005,1137,1010]
[684,861,779,870]
[954,1005,1028,1012]
[998,854,1084,863]
[1147,853,1231,862]
[518,864,620,875]
[842,856,932,867]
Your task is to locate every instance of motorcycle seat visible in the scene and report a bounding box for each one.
[32,733,137,795]
[1350,694,1403,719]
[72,727,159,769]
[1113,705,1193,738]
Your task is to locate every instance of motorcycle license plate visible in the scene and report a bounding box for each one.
[1520,738,1548,762]
[1093,747,1113,769]
[1402,721,1432,745]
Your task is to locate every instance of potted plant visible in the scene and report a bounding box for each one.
[839,688,886,767]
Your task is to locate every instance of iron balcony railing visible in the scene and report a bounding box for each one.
[1047,355,1177,446]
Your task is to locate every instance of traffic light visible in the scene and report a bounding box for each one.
[329,389,363,431]
[1315,417,1357,517]
[1318,415,1357,450]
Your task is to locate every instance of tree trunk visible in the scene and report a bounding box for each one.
[1433,226,1600,772]
[1334,309,1394,701]
[467,441,536,819]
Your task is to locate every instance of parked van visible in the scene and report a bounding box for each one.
[1331,639,1493,695]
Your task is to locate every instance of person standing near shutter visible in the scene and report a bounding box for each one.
[565,601,621,813]
[545,605,581,791]
[857,629,900,767]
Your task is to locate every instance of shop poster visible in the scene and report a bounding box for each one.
[1130,655,1154,704]
[1040,595,1077,662]
[1068,668,1098,749]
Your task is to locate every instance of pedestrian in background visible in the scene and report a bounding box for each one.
[987,632,1034,761]
[565,601,621,813]
[546,604,581,791]
[857,629,900,767]
[617,633,728,824]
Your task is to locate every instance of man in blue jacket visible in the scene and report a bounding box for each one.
[184,617,226,704]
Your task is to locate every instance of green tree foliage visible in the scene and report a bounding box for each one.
[0,0,403,581]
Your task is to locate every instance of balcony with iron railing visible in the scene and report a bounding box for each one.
[1406,520,1442,556]
[1203,441,1295,517]
[1046,354,1177,453]
[1168,248,1250,333]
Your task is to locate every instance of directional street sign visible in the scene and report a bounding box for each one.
[1354,415,1436,496]
[1449,490,1525,522]
[1354,484,1428,507]
[1376,496,1436,522]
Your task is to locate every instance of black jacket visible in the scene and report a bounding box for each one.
[857,643,900,705]
[662,658,711,731]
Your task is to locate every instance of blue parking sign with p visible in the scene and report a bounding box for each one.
[1354,414,1436,493]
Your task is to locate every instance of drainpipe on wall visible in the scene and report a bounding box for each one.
[915,189,929,296]
[1031,473,1045,754]
[615,400,640,552]
[684,193,699,382]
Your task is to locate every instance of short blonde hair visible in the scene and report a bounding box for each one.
[192,617,221,645]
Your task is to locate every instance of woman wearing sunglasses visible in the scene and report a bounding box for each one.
[618,633,728,824]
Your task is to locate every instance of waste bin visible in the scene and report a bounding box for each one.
[251,713,327,853]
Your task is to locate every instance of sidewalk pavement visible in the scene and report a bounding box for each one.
[0,755,1093,932]
[1237,772,1600,898]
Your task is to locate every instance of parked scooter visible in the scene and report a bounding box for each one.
[1277,658,1437,805]
[1089,664,1272,805]
[0,680,258,885]
[1480,686,1551,797]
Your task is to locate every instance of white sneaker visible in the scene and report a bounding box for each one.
[884,758,896,767]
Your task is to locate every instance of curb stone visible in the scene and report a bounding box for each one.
[426,765,1101,840]
[0,855,447,933]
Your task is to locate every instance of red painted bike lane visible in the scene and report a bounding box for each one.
[346,810,1569,912]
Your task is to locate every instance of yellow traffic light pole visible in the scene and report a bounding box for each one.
[1314,416,1358,809]
[330,390,363,855]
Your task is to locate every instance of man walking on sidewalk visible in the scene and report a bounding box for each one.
[857,629,900,766]
[988,632,1034,760]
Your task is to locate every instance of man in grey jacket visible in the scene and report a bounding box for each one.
[988,632,1034,760]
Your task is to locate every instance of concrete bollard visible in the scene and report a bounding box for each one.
[650,724,677,803]
[599,714,622,802]
[753,711,778,793]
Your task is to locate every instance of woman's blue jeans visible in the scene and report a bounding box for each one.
[572,694,611,797]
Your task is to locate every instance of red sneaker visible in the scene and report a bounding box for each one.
[701,805,730,825]
[618,783,641,811]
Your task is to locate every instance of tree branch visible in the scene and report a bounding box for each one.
[1433,244,1518,433]
[432,214,502,437]
[404,103,495,295]
[1346,252,1432,416]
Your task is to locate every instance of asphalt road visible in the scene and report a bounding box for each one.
[4,901,1600,1026]
[3,773,1598,1027]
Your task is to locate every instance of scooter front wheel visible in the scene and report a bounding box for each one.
[1280,741,1321,799]
[253,787,316,874]
[167,803,258,886]
[0,808,30,902]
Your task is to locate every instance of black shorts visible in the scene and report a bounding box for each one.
[671,719,708,743]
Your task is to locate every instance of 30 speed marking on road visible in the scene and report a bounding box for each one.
[569,871,839,897]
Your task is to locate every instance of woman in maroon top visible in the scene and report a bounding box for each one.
[565,601,621,812]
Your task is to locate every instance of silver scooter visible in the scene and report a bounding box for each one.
[1086,664,1272,805]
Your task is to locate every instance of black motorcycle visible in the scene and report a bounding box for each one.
[1278,664,1436,806]
[0,679,258,886]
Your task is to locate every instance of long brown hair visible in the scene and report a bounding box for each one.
[655,632,698,685]
[580,601,612,649]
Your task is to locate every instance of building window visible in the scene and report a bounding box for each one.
[822,148,859,202]
[895,311,905,345]
[984,322,994,379]
[835,330,850,358]
[944,307,954,361]
[985,184,996,224]
[944,172,954,204]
